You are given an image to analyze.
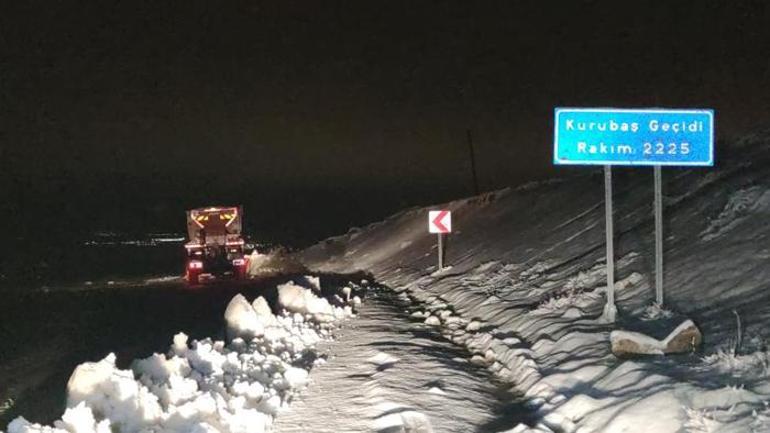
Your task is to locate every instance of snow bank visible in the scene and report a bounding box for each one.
[4,280,359,433]
[246,250,270,275]
[245,250,307,276]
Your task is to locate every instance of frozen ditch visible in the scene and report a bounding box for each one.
[2,277,361,433]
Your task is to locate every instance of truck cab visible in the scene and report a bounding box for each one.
[184,206,247,284]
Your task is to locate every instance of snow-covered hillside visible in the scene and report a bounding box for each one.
[300,133,770,432]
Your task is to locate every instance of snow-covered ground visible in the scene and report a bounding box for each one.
[274,288,529,433]
[8,135,770,432]
[2,278,359,433]
[300,135,770,432]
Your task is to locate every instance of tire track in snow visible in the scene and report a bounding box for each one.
[274,289,528,433]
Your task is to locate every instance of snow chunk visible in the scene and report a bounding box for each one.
[224,294,265,339]
[58,402,111,433]
[278,282,339,322]
[374,410,434,433]
[172,332,188,356]
[368,352,400,366]
[252,296,277,327]
[341,286,352,302]
[7,418,69,433]
[427,386,446,395]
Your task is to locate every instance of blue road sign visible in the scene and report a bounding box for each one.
[554,108,714,166]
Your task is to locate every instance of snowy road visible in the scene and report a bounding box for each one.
[274,288,529,433]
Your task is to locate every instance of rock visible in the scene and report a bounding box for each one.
[424,316,441,326]
[610,330,665,357]
[611,319,702,357]
[662,319,702,353]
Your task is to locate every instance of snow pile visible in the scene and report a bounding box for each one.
[5,280,358,433]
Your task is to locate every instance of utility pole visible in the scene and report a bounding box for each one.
[466,129,480,195]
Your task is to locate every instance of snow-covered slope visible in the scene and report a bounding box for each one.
[301,133,770,432]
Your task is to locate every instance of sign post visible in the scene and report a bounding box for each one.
[437,231,444,270]
[428,210,452,271]
[603,165,617,321]
[654,165,664,305]
[554,108,714,321]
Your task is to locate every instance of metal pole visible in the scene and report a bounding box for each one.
[466,129,480,195]
[603,165,617,322]
[437,233,444,271]
[654,165,664,305]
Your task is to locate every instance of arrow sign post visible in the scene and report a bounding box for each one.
[554,108,714,322]
[429,210,452,271]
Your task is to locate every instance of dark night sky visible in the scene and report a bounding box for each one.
[3,1,770,244]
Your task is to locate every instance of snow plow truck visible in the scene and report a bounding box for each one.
[184,206,247,284]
